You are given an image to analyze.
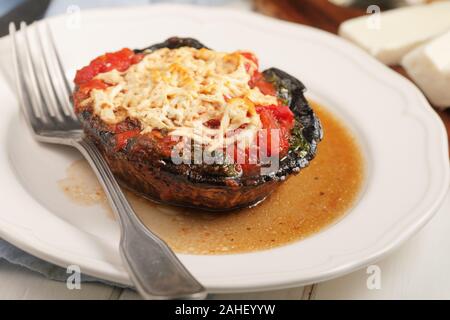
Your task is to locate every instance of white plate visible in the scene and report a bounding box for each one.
[0,4,448,293]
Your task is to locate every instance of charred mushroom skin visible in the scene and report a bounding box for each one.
[134,37,209,53]
[262,68,323,182]
[76,37,323,211]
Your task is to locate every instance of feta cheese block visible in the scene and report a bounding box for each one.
[339,2,450,65]
[402,30,450,109]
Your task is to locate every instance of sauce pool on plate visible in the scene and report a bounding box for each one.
[59,101,365,254]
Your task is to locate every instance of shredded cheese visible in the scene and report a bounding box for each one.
[82,47,278,151]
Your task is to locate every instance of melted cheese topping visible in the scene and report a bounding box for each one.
[81,47,278,150]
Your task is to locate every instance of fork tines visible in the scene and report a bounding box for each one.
[9,21,79,133]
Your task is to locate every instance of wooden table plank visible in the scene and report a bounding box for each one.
[118,287,308,300]
[254,0,364,33]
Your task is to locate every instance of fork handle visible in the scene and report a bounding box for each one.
[74,137,207,300]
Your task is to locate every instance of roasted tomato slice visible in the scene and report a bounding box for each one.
[73,79,109,110]
[74,48,144,111]
[240,51,259,68]
[255,77,277,96]
[74,48,144,86]
[241,51,276,97]
[115,129,140,150]
[230,104,295,174]
[256,105,294,157]
[248,71,277,97]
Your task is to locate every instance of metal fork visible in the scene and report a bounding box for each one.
[9,21,206,300]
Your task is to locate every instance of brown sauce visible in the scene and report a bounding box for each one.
[59,102,365,254]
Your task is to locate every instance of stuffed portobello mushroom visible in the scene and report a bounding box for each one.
[73,37,322,211]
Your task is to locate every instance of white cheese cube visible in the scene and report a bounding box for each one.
[402,30,450,109]
[338,2,450,65]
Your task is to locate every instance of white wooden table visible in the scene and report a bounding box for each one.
[1,191,448,300]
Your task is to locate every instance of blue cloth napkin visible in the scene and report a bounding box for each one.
[0,0,246,285]
[0,239,126,286]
